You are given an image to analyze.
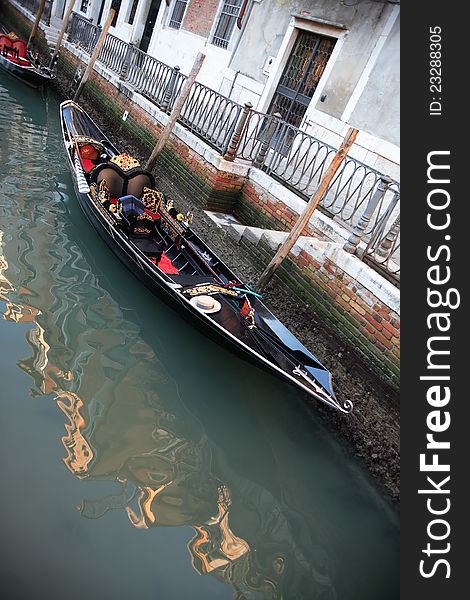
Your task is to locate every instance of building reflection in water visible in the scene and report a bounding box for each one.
[1,227,335,599]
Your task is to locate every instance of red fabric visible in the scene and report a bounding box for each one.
[156,253,179,274]
[240,297,252,317]
[0,35,10,53]
[81,158,96,172]
[144,209,160,220]
[12,39,27,59]
[0,40,28,65]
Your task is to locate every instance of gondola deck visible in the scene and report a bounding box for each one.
[60,100,352,413]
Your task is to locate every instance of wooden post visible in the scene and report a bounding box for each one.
[73,9,115,102]
[256,127,358,292]
[27,0,46,48]
[145,52,206,172]
[49,0,76,69]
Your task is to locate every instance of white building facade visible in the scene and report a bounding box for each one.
[52,0,400,178]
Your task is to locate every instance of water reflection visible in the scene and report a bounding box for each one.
[1,225,338,599]
[0,77,398,599]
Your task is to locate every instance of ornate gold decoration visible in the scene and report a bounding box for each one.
[89,183,97,202]
[110,153,140,172]
[182,284,240,298]
[98,179,109,204]
[141,187,164,213]
[74,136,104,151]
[133,226,153,234]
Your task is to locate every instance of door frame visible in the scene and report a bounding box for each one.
[257,17,347,123]
[138,0,163,53]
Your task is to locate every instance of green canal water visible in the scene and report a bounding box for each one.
[0,73,399,600]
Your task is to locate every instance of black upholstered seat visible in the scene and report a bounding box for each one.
[89,163,155,199]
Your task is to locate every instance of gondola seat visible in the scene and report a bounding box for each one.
[89,162,156,202]
[12,39,28,59]
[0,36,31,66]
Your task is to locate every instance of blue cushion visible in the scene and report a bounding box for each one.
[119,195,145,217]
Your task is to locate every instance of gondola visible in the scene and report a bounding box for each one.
[0,31,55,88]
[59,100,352,413]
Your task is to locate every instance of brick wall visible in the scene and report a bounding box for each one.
[239,236,400,389]
[183,0,220,38]
[236,178,325,239]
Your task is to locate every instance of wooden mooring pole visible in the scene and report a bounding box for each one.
[27,0,46,48]
[73,9,115,102]
[49,0,76,69]
[145,52,206,172]
[256,127,358,292]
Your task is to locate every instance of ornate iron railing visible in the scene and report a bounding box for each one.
[68,13,100,54]
[125,47,187,111]
[65,12,400,281]
[179,81,242,152]
[98,32,129,75]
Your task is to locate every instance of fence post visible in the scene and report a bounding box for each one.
[27,0,46,48]
[161,66,181,113]
[376,212,400,258]
[344,175,393,254]
[49,0,76,69]
[256,127,358,292]
[73,9,115,103]
[90,24,102,53]
[224,102,253,162]
[253,112,282,169]
[145,53,206,172]
[119,42,135,80]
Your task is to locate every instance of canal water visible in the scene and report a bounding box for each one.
[0,73,399,600]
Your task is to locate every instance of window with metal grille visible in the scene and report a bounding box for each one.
[111,0,122,27]
[168,0,188,29]
[80,0,89,13]
[127,0,139,25]
[211,0,243,49]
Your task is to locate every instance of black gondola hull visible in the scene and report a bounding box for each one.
[61,100,352,413]
[73,181,294,383]
[0,54,54,87]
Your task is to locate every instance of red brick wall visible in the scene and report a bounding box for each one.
[292,251,400,362]
[237,179,327,239]
[183,0,220,38]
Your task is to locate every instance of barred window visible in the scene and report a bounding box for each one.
[111,0,122,27]
[127,0,140,25]
[80,0,89,13]
[168,0,188,29]
[212,0,243,49]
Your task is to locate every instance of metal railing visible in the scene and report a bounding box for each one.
[65,12,400,281]
[179,80,242,152]
[98,32,129,75]
[125,47,187,110]
[68,13,100,54]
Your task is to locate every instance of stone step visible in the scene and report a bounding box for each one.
[203,210,311,256]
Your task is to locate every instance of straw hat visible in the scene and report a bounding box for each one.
[189,295,221,314]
